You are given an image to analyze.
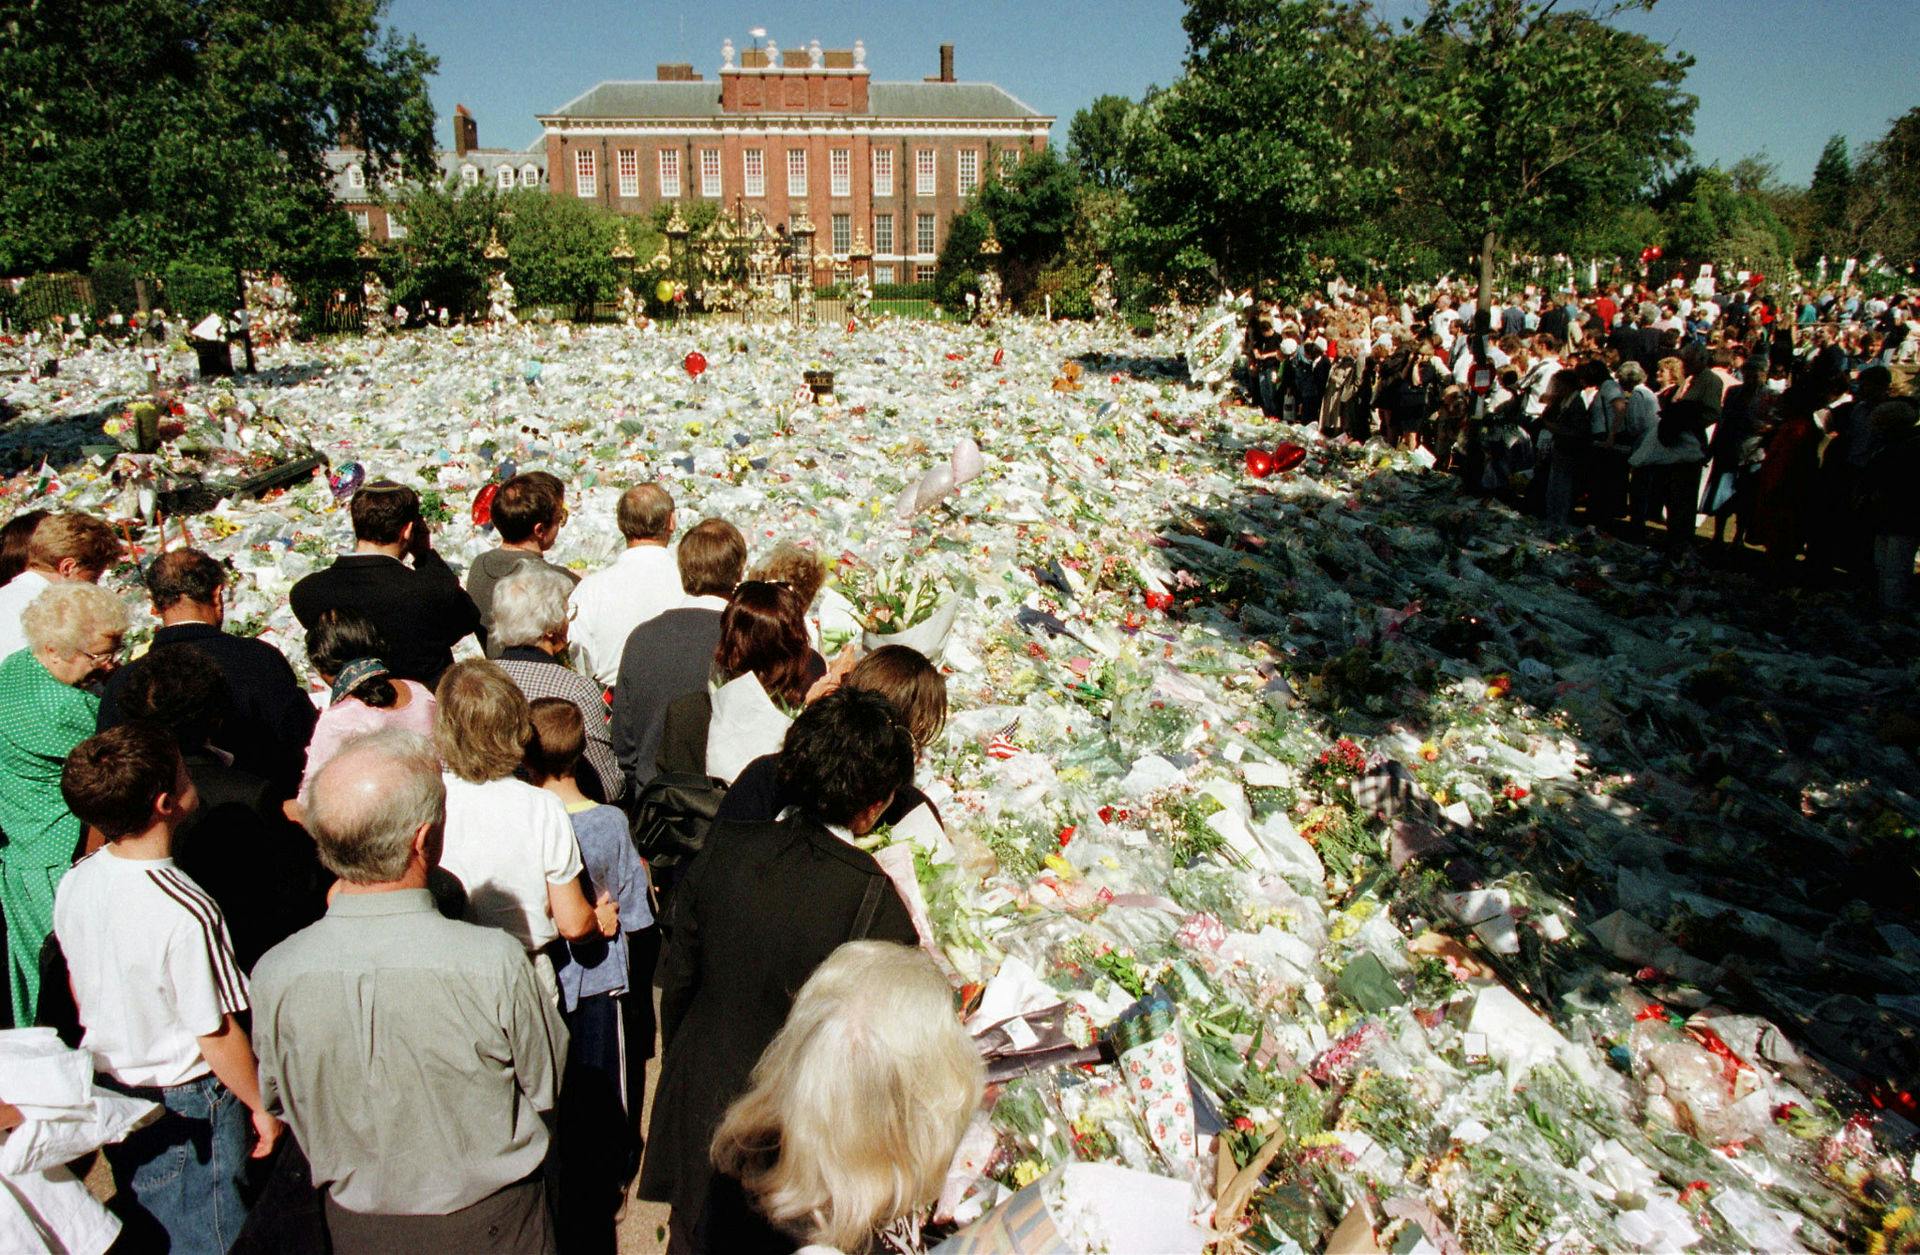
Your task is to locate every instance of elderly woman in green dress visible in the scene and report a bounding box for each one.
[0,581,128,1025]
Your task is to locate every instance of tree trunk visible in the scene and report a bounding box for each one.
[1476,227,1498,337]
[233,267,256,374]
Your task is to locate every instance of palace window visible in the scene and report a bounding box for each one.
[574,149,597,198]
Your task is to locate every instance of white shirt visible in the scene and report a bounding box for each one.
[567,544,682,688]
[0,570,51,662]
[53,849,248,1088]
[1520,358,1562,417]
[439,774,584,953]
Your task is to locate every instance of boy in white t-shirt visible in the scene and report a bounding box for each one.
[53,724,281,1254]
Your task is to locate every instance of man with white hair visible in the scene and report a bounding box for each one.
[568,484,682,689]
[249,730,567,1254]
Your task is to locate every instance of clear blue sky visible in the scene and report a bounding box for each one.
[386,0,1918,186]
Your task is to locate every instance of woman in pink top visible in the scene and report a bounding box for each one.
[299,608,437,798]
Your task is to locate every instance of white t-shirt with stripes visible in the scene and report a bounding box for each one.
[54,848,248,1088]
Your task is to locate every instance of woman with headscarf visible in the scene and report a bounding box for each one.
[299,608,437,800]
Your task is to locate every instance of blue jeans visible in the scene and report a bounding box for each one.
[104,1072,251,1255]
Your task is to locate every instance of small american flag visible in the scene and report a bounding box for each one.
[985,718,1021,760]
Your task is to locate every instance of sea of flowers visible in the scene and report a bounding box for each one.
[4,311,1918,1253]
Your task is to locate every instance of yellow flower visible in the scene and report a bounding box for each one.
[1043,854,1076,878]
[1012,1159,1044,1189]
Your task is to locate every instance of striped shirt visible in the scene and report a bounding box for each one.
[54,848,248,1088]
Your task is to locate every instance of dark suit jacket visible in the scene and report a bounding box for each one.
[637,814,917,1224]
[715,752,940,830]
[611,606,723,793]
[288,551,479,689]
[173,751,328,973]
[98,623,317,799]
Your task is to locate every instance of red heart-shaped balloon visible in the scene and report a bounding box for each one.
[472,482,498,527]
[684,351,707,379]
[1245,448,1277,478]
[1272,442,1307,472]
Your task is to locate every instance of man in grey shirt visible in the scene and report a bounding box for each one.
[250,729,567,1253]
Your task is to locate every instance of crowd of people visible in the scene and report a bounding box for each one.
[0,480,976,1254]
[1247,278,1920,605]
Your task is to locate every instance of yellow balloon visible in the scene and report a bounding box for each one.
[655,279,676,303]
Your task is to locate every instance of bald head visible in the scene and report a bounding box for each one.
[305,729,445,884]
[617,483,674,544]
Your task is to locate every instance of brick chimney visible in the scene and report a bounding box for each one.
[656,63,701,81]
[452,104,477,156]
[933,43,955,82]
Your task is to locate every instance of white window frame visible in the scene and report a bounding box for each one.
[787,148,808,198]
[574,149,597,198]
[958,149,979,196]
[744,148,765,197]
[351,209,370,235]
[520,164,539,188]
[875,263,896,285]
[387,218,408,240]
[830,148,851,197]
[872,148,894,197]
[460,164,479,189]
[496,165,514,191]
[615,149,638,198]
[700,148,722,197]
[346,163,365,191]
[658,149,681,198]
[999,148,1020,175]
[873,212,894,255]
[915,149,936,196]
[914,262,936,283]
[915,212,936,256]
[831,212,851,255]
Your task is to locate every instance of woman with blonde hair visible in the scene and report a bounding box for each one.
[0,581,128,1024]
[433,659,615,1003]
[697,941,983,1254]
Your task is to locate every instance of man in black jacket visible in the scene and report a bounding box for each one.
[639,688,919,1252]
[289,482,479,689]
[99,548,317,799]
[611,517,746,793]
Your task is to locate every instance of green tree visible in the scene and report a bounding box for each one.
[933,208,991,311]
[387,185,497,317]
[975,148,1083,307]
[1118,0,1387,298]
[1395,0,1695,319]
[1066,95,1136,189]
[1657,165,1792,279]
[1808,134,1852,255]
[1844,109,1920,275]
[502,191,624,319]
[0,0,437,277]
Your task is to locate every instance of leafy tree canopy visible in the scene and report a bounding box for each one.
[0,0,437,275]
[1066,95,1136,190]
